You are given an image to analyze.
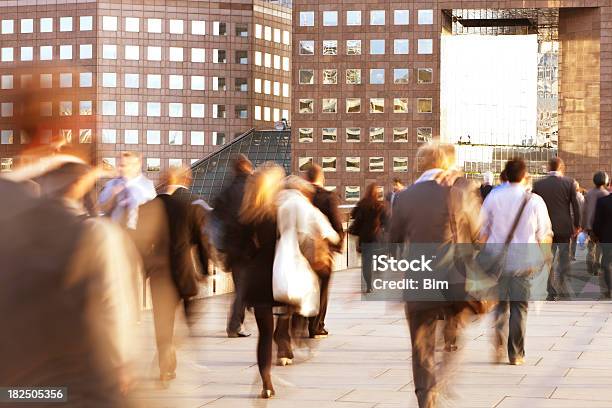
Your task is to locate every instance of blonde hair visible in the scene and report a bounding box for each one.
[283,175,314,197]
[416,142,456,172]
[239,162,285,224]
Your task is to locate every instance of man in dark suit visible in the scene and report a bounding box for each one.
[592,193,612,298]
[385,177,406,215]
[532,157,580,300]
[304,164,344,338]
[133,166,209,382]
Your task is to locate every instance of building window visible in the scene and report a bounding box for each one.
[101,129,117,144]
[418,10,434,25]
[79,101,92,116]
[418,39,433,54]
[369,127,384,142]
[40,18,53,33]
[394,68,410,84]
[102,16,117,31]
[79,129,92,144]
[192,76,205,90]
[263,106,271,121]
[146,158,161,172]
[40,74,52,88]
[1,158,13,172]
[147,46,162,61]
[394,98,409,113]
[125,45,139,60]
[322,157,337,172]
[283,57,290,71]
[394,10,410,25]
[346,40,361,55]
[323,11,338,26]
[39,46,53,61]
[417,127,433,142]
[212,132,226,145]
[212,104,226,119]
[394,127,409,142]
[346,69,361,84]
[169,19,184,34]
[318,128,336,143]
[147,18,162,33]
[125,17,139,32]
[322,69,337,85]
[102,73,117,88]
[254,105,261,120]
[212,22,227,36]
[298,157,313,172]
[169,159,182,168]
[264,53,271,67]
[346,128,360,142]
[60,17,72,32]
[212,77,226,91]
[1,130,13,144]
[394,39,409,55]
[39,102,51,117]
[102,44,117,59]
[147,102,161,117]
[283,30,290,45]
[346,10,361,26]
[125,130,138,144]
[370,98,384,113]
[370,40,385,55]
[1,47,13,62]
[345,185,360,201]
[346,98,361,113]
[370,69,385,84]
[264,26,272,41]
[213,49,226,63]
[60,129,72,143]
[147,74,161,89]
[254,51,262,66]
[370,10,385,25]
[236,24,248,37]
[299,99,314,114]
[283,83,290,97]
[299,40,314,55]
[235,50,248,64]
[191,131,205,145]
[102,158,116,170]
[300,11,315,27]
[21,19,34,34]
[323,40,337,55]
[125,73,139,88]
[124,101,139,116]
[80,16,93,31]
[80,72,93,87]
[146,130,161,144]
[102,101,116,116]
[369,157,384,172]
[299,128,313,143]
[322,98,337,113]
[192,21,205,35]
[235,105,248,119]
[59,73,72,88]
[192,48,205,63]
[273,81,281,96]
[169,131,183,145]
[80,44,93,59]
[191,104,205,118]
[59,45,72,60]
[393,157,408,172]
[169,47,184,62]
[417,98,433,113]
[1,75,13,89]
[169,75,183,90]
[20,46,33,61]
[255,24,262,38]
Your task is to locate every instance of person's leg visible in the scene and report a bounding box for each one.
[149,268,181,378]
[443,310,458,352]
[547,242,559,299]
[362,253,372,292]
[556,237,571,298]
[570,236,577,261]
[273,308,294,361]
[227,265,248,336]
[493,300,509,360]
[309,272,331,336]
[600,246,612,298]
[405,305,439,408]
[253,306,274,393]
[507,277,530,362]
[586,237,596,275]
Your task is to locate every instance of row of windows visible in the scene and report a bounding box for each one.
[0,129,93,145]
[0,17,212,35]
[253,52,291,71]
[298,38,433,56]
[254,79,290,96]
[299,9,434,27]
[299,68,432,85]
[0,73,255,92]
[297,127,433,143]
[254,24,290,45]
[253,106,290,122]
[1,45,91,62]
[297,98,433,114]
[298,156,410,174]
[103,157,201,173]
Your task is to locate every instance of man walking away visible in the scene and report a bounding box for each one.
[385,177,406,214]
[304,164,344,338]
[592,190,612,299]
[480,158,552,366]
[213,154,254,338]
[532,157,580,300]
[480,171,494,200]
[583,171,609,275]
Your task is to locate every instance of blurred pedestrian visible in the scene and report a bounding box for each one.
[237,163,285,398]
[480,171,494,200]
[582,171,609,275]
[389,142,481,408]
[570,181,585,260]
[304,164,344,339]
[385,177,406,216]
[532,157,581,300]
[98,152,156,229]
[349,183,389,293]
[480,158,552,366]
[592,188,612,299]
[132,166,210,383]
[213,154,254,338]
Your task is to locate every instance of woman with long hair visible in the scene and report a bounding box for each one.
[349,182,388,292]
[237,163,285,398]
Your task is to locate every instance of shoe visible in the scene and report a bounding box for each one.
[310,328,329,339]
[366,288,373,294]
[277,357,293,366]
[160,371,176,382]
[227,331,251,338]
[598,294,611,301]
[546,295,558,301]
[509,356,525,366]
[260,388,275,399]
[493,347,506,364]
[444,344,458,352]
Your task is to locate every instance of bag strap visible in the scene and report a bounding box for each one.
[504,193,531,246]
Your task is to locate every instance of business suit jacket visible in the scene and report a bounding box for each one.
[593,195,612,243]
[532,174,580,240]
[582,187,609,231]
[312,185,344,253]
[134,187,209,299]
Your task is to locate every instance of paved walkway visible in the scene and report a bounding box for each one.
[130,253,612,408]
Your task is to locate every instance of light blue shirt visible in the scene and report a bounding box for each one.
[98,175,156,229]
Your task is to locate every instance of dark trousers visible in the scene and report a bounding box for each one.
[362,252,372,291]
[600,245,612,297]
[494,275,530,360]
[149,267,181,375]
[227,265,247,335]
[309,271,330,335]
[253,306,274,389]
[548,236,570,298]
[587,234,602,275]
[405,306,443,408]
